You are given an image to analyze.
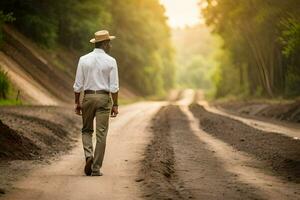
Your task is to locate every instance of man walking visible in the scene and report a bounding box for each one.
[73,30,119,176]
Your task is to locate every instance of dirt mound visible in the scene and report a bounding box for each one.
[0,107,79,194]
[0,120,40,160]
[139,105,262,200]
[2,25,75,103]
[0,106,80,161]
[139,106,186,200]
[0,52,59,105]
[216,100,300,123]
[190,103,300,183]
[255,101,300,122]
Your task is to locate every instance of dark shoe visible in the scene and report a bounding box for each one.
[91,171,103,176]
[84,157,93,176]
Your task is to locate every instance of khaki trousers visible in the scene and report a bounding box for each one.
[81,93,112,172]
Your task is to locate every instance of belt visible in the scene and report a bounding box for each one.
[84,90,110,95]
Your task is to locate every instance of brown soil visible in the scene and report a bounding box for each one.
[215,100,300,123]
[139,105,263,200]
[0,120,40,160]
[2,26,75,103]
[1,25,137,105]
[0,52,60,105]
[0,105,81,195]
[0,102,164,200]
[0,106,80,161]
[139,106,191,200]
[189,103,300,183]
[1,89,299,199]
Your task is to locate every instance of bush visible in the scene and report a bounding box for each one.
[0,68,10,99]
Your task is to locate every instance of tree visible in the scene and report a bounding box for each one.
[0,0,175,96]
[109,0,175,95]
[202,0,300,98]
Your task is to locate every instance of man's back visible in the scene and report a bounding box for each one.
[73,48,119,94]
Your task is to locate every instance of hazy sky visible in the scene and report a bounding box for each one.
[160,0,201,28]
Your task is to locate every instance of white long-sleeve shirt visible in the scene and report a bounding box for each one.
[73,48,119,93]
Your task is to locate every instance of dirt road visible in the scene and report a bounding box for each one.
[1,90,300,200]
[1,102,165,200]
[138,90,300,200]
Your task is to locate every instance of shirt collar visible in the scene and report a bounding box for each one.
[93,48,105,53]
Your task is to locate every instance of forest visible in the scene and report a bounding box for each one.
[0,0,175,97]
[0,0,299,100]
[172,24,219,91]
[202,0,300,98]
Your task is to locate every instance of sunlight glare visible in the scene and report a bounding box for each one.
[160,0,203,28]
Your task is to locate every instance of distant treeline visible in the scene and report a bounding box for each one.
[172,25,219,91]
[0,0,175,96]
[203,0,300,98]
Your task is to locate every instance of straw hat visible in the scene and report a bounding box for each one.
[89,30,116,43]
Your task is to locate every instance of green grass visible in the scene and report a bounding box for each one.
[0,99,22,106]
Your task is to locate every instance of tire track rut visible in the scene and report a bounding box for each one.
[140,105,263,200]
[189,103,300,183]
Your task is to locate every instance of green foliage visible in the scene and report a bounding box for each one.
[0,0,59,47]
[0,99,22,106]
[173,25,220,91]
[203,0,300,98]
[280,17,300,96]
[178,55,214,89]
[0,0,174,96]
[0,11,14,46]
[213,52,239,97]
[0,0,111,49]
[22,14,57,47]
[56,0,111,51]
[109,0,175,95]
[0,67,22,105]
[280,18,300,57]
[0,68,9,99]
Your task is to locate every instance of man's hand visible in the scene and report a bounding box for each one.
[75,103,82,116]
[111,105,119,117]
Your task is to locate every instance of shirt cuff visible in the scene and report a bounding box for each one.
[110,87,119,93]
[73,85,82,93]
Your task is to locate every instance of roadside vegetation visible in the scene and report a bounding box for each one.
[0,11,20,105]
[174,1,300,101]
[202,0,300,99]
[0,69,9,99]
[0,68,21,105]
[0,0,175,97]
[0,11,13,45]
[172,24,220,96]
[1,1,299,101]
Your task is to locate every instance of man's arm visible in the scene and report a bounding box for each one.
[111,92,118,106]
[110,92,118,117]
[74,92,81,115]
[110,59,119,117]
[73,58,83,115]
[75,92,81,104]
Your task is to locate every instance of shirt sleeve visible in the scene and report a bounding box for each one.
[109,59,119,93]
[73,58,84,93]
